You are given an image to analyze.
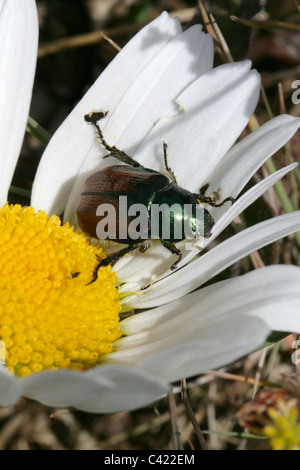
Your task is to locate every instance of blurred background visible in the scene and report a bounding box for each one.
[4,0,300,450]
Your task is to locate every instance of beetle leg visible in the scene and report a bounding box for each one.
[199,183,209,195]
[163,142,177,184]
[160,240,182,270]
[140,274,159,291]
[87,242,143,285]
[139,243,149,254]
[196,183,235,207]
[85,111,143,169]
[196,194,235,207]
[71,272,80,278]
[104,146,143,169]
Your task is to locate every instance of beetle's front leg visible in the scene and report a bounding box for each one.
[197,183,235,207]
[196,187,235,207]
[84,111,143,169]
[197,194,235,207]
[160,240,182,270]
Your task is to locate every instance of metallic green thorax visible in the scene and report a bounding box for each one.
[151,183,215,242]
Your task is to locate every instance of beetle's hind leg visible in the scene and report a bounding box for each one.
[87,242,143,285]
[163,142,177,184]
[84,111,143,168]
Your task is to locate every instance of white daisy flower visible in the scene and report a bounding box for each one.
[1,5,300,413]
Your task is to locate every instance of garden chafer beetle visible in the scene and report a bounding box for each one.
[76,112,234,283]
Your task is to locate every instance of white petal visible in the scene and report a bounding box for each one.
[63,24,213,226]
[133,61,261,192]
[75,367,169,413]
[122,281,226,335]
[124,212,300,308]
[22,366,169,413]
[210,162,298,241]
[0,367,21,406]
[0,0,38,205]
[22,369,113,407]
[111,266,300,382]
[245,268,300,332]
[114,240,174,285]
[138,316,269,383]
[102,25,213,154]
[33,14,208,221]
[31,12,182,215]
[207,114,300,206]
[121,264,300,338]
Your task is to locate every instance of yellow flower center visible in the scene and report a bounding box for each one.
[0,204,122,377]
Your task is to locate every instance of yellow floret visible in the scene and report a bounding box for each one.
[0,204,122,377]
[263,404,300,450]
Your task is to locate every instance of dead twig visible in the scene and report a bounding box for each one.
[231,15,300,32]
[181,378,208,450]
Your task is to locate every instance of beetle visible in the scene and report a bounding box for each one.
[76,112,235,284]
